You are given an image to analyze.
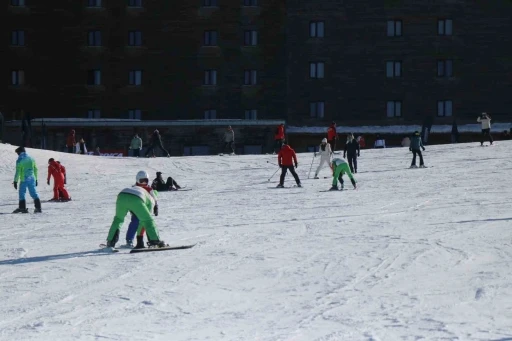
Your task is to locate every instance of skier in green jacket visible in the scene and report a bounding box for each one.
[105,171,166,249]
[13,146,42,213]
[330,157,357,191]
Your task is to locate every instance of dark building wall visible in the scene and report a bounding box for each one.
[4,0,287,122]
[286,0,512,126]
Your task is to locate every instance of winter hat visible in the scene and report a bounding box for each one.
[156,172,162,176]
[48,158,55,163]
[322,138,327,143]
[15,146,25,155]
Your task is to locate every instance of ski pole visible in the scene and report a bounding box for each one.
[307,153,316,179]
[268,167,280,182]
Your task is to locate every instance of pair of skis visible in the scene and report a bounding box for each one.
[99,243,196,253]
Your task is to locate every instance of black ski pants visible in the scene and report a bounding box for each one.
[347,153,358,173]
[133,149,140,157]
[481,129,493,145]
[223,141,234,154]
[145,142,169,157]
[328,139,336,152]
[165,177,180,189]
[279,166,301,186]
[411,149,424,166]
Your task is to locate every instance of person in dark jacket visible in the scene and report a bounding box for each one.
[277,142,301,188]
[410,131,426,168]
[145,130,170,157]
[343,133,360,173]
[151,172,181,191]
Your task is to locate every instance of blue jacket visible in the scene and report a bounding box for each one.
[14,152,38,182]
[410,135,424,150]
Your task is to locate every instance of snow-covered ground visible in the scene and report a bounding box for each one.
[0,142,511,341]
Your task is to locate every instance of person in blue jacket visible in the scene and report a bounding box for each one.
[410,131,426,168]
[13,146,42,213]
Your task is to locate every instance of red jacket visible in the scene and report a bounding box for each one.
[278,145,298,166]
[327,124,337,140]
[66,131,76,148]
[274,125,285,140]
[47,160,64,182]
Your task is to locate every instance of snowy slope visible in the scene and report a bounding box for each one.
[0,142,511,341]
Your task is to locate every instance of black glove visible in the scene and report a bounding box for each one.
[13,182,17,190]
[357,153,360,157]
[35,180,38,186]
[295,163,298,168]
[153,205,159,216]
[343,154,346,158]
[422,147,426,151]
[47,180,50,185]
[279,164,282,168]
[409,148,412,151]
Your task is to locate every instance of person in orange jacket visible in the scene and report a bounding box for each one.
[277,142,301,188]
[273,123,285,154]
[66,130,76,153]
[56,161,67,200]
[47,158,71,201]
[327,122,337,152]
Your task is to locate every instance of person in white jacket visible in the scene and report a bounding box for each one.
[477,112,493,146]
[314,138,332,179]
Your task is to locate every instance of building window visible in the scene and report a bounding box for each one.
[204,70,217,85]
[243,0,258,6]
[10,0,25,6]
[437,60,453,77]
[128,0,142,7]
[128,31,142,46]
[386,101,402,117]
[87,31,102,46]
[129,70,143,86]
[245,109,257,120]
[386,61,402,78]
[309,62,325,78]
[309,21,325,38]
[11,30,25,46]
[203,0,218,6]
[243,30,258,46]
[387,20,402,36]
[437,100,453,117]
[128,109,142,119]
[243,70,257,85]
[87,0,102,7]
[87,70,101,85]
[11,70,25,85]
[204,109,217,119]
[203,31,218,46]
[87,109,101,119]
[310,101,325,118]
[438,19,453,36]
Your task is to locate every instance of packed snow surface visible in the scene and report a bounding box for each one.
[0,142,511,341]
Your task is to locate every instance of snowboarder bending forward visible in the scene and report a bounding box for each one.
[330,157,357,190]
[105,172,165,249]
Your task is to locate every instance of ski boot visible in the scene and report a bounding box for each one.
[121,239,134,249]
[148,240,167,248]
[13,200,29,213]
[276,184,284,188]
[34,199,42,213]
[410,165,418,169]
[419,165,426,168]
[134,235,146,249]
[314,176,319,179]
[351,179,357,190]
[329,185,339,191]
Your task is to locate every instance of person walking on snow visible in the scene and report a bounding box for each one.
[314,138,332,179]
[222,126,235,155]
[477,112,493,146]
[47,158,71,201]
[330,157,357,191]
[343,133,360,173]
[66,130,76,153]
[145,129,170,157]
[124,171,159,249]
[277,142,301,188]
[327,122,338,152]
[13,146,42,213]
[151,172,181,191]
[410,131,426,168]
[130,133,143,157]
[105,172,165,249]
[273,123,285,154]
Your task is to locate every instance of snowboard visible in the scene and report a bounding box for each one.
[98,244,119,253]
[269,185,303,189]
[130,244,196,253]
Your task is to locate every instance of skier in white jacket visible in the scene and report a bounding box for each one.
[477,112,493,146]
[314,138,332,179]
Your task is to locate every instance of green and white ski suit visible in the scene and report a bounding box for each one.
[331,157,357,187]
[107,186,160,243]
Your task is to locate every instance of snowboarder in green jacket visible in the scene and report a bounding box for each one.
[330,157,357,190]
[13,146,42,213]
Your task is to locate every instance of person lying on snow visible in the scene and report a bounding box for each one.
[151,171,181,191]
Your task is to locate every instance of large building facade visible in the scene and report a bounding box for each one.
[3,0,512,152]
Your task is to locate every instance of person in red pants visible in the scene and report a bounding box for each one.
[47,158,71,201]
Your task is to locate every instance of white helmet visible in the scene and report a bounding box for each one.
[136,170,149,184]
[322,138,327,143]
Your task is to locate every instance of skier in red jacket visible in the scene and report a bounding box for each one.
[327,122,337,152]
[47,158,71,201]
[273,123,285,154]
[277,142,301,188]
